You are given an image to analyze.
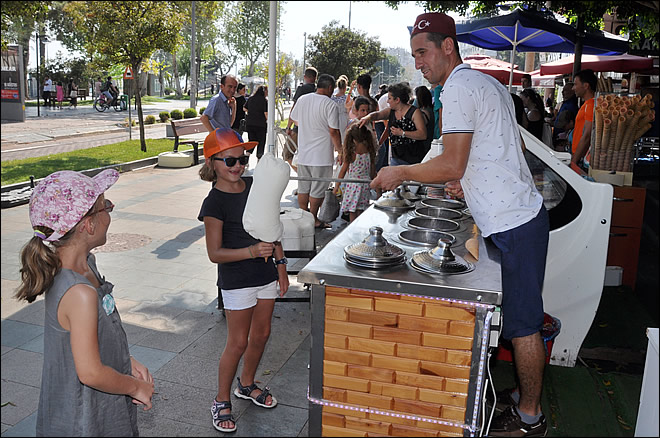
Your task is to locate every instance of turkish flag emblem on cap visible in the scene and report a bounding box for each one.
[411,12,456,38]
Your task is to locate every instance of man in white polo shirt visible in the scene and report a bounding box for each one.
[371,12,550,437]
[289,73,342,229]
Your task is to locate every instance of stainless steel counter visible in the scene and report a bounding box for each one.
[298,202,503,305]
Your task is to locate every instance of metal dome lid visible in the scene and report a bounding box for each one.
[374,187,415,210]
[411,238,474,274]
[344,226,406,263]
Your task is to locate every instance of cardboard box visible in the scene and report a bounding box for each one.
[589,168,633,186]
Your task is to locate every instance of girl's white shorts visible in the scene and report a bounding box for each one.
[221,280,278,310]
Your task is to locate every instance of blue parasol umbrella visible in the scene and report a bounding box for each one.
[455,8,629,90]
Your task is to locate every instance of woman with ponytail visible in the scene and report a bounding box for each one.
[15,169,154,436]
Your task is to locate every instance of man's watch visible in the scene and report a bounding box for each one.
[275,257,288,265]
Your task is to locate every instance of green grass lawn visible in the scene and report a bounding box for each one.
[1,138,192,186]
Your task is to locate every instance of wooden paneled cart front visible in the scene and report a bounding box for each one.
[299,205,503,437]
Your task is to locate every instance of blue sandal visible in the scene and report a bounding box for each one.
[233,377,278,408]
[211,399,237,433]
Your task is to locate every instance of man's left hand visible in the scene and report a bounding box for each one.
[228,96,236,109]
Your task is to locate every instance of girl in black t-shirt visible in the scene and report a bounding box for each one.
[197,128,288,433]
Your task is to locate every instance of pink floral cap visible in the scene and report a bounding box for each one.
[29,169,119,242]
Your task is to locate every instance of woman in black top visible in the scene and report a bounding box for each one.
[520,88,546,141]
[359,82,427,165]
[231,83,247,134]
[244,85,268,159]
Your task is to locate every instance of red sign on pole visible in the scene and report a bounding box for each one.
[123,66,134,80]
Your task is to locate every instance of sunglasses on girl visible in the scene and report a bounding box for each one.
[93,199,114,215]
[213,155,250,167]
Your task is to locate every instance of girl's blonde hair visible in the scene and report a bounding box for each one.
[343,123,378,176]
[337,75,348,90]
[15,201,98,303]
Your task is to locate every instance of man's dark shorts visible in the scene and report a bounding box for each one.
[490,205,549,340]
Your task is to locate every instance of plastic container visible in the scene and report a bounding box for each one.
[604,266,623,286]
[280,207,315,251]
[635,328,659,437]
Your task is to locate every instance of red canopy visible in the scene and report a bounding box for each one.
[464,55,527,86]
[540,54,655,76]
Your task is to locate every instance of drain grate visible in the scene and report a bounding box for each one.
[91,233,151,253]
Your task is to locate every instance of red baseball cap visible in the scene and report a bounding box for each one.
[203,128,257,160]
[411,12,456,38]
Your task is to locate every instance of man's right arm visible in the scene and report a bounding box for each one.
[200,114,214,132]
[286,101,297,133]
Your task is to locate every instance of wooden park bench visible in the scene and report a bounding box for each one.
[76,87,89,100]
[170,118,208,165]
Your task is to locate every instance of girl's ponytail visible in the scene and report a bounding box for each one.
[15,225,74,303]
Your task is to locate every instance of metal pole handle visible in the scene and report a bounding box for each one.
[289,176,446,188]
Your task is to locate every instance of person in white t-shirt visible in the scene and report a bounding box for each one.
[43,76,53,108]
[371,13,550,437]
[289,73,342,229]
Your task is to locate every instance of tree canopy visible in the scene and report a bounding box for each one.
[307,21,386,81]
[222,1,278,77]
[70,1,185,151]
[383,1,658,46]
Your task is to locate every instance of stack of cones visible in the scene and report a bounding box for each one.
[592,93,655,172]
[597,74,614,93]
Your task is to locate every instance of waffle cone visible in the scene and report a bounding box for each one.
[606,111,620,169]
[595,108,604,151]
[614,116,627,151]
[601,119,612,170]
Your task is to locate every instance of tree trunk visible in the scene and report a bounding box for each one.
[21,35,30,98]
[133,62,147,152]
[172,51,182,98]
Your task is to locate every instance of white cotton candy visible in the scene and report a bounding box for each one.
[243,152,291,242]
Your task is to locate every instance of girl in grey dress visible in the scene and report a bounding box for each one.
[15,170,154,436]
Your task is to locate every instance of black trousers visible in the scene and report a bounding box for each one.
[247,125,267,158]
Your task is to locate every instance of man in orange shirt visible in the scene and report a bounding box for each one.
[571,69,597,168]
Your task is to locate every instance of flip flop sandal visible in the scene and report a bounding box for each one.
[211,399,237,433]
[233,377,278,408]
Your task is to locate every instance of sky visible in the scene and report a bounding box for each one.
[28,1,459,71]
[278,1,432,59]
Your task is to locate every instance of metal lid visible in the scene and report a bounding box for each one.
[421,198,466,210]
[375,188,415,210]
[399,185,422,202]
[344,226,405,263]
[415,206,463,221]
[411,239,474,274]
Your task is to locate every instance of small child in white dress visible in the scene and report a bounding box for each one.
[333,124,378,222]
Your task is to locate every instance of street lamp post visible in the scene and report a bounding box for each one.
[302,32,306,82]
[35,33,48,117]
[35,32,40,117]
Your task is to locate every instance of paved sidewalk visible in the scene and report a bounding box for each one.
[2,98,212,146]
[1,163,340,437]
